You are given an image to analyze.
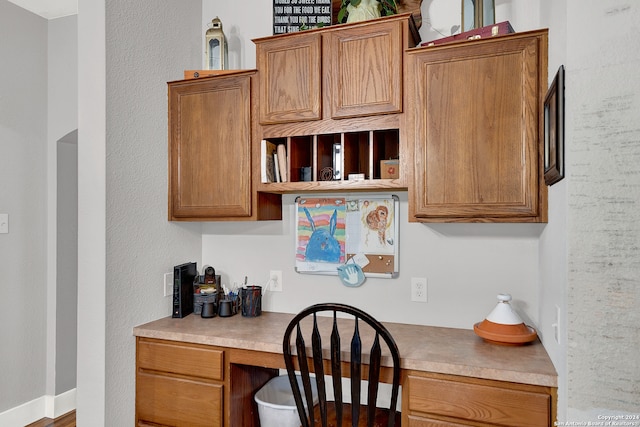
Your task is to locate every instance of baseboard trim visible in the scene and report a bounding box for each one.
[48,388,76,419]
[0,388,76,426]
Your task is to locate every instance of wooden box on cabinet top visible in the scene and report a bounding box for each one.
[406,30,548,223]
[168,71,281,221]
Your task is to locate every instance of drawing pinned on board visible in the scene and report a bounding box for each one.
[366,205,389,245]
[295,195,398,278]
[359,198,395,251]
[303,207,341,263]
[296,198,346,272]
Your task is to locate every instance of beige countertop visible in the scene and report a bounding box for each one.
[133,311,557,388]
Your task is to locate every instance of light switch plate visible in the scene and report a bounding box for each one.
[0,214,8,234]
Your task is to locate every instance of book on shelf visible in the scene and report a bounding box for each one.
[273,152,281,183]
[277,143,288,182]
[261,140,277,183]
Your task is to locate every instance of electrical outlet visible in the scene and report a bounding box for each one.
[411,277,428,302]
[270,270,283,292]
[164,272,173,297]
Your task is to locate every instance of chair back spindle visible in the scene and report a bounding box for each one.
[283,303,401,427]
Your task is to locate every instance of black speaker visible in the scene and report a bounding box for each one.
[172,262,197,318]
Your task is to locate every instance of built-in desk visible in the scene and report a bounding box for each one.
[134,312,557,427]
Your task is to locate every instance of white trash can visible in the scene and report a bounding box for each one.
[254,375,318,427]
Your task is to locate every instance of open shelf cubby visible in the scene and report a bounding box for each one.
[260,129,401,193]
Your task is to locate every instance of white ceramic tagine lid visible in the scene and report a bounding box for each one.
[485,293,523,325]
[473,293,538,345]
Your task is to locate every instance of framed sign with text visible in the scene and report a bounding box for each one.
[273,0,333,35]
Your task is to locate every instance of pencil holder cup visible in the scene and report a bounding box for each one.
[218,299,233,317]
[201,301,216,318]
[241,285,262,317]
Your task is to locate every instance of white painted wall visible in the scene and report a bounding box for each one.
[0,0,48,414]
[202,195,542,329]
[76,0,107,423]
[101,1,204,425]
[48,13,78,398]
[0,4,78,423]
[56,133,78,396]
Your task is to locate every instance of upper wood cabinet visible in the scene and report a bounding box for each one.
[406,30,548,222]
[256,32,322,124]
[167,20,550,223]
[253,14,419,193]
[324,18,404,119]
[255,13,419,125]
[168,71,281,221]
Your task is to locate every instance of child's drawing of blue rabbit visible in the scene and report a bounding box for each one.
[304,207,341,263]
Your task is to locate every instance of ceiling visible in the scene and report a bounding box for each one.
[7,0,77,19]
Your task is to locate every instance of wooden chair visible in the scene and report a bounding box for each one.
[282,303,401,427]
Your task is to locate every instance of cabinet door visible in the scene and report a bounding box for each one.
[137,371,223,427]
[169,74,252,219]
[406,374,552,427]
[136,339,225,426]
[326,20,403,119]
[257,32,321,124]
[407,415,471,427]
[408,32,547,222]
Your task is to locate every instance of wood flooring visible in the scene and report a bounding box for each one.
[25,410,75,427]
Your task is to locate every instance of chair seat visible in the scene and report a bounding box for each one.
[310,402,401,427]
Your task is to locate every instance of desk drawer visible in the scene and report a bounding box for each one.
[407,374,550,427]
[137,338,224,381]
[137,371,223,427]
[407,414,470,427]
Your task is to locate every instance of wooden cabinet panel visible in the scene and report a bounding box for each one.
[138,338,224,381]
[168,73,253,220]
[136,338,226,426]
[407,375,550,427]
[136,371,223,427]
[407,31,548,222]
[407,415,471,427]
[257,32,322,124]
[326,19,403,119]
[254,15,418,194]
[256,15,416,126]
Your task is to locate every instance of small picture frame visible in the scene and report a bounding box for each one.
[544,65,565,186]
